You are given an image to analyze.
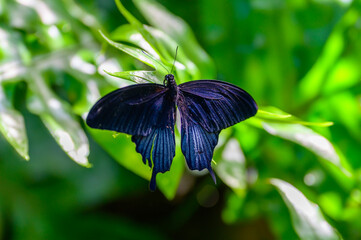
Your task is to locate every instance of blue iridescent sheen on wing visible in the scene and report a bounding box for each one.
[131,90,176,191]
[180,119,219,182]
[177,80,257,179]
[178,80,258,132]
[132,127,175,191]
[86,83,176,191]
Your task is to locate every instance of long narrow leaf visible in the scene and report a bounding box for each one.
[0,85,29,160]
[27,73,90,167]
[262,122,353,190]
[115,0,170,62]
[270,178,341,240]
[105,70,163,84]
[100,31,168,80]
[133,0,216,79]
[298,6,355,104]
[111,24,198,81]
[111,24,159,58]
[256,106,333,127]
[215,138,247,197]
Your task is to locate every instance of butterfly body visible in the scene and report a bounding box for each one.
[164,74,178,101]
[87,74,257,190]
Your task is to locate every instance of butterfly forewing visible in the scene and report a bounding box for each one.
[87,84,168,136]
[178,80,258,133]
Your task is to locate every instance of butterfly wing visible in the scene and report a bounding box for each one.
[131,126,175,191]
[86,83,176,191]
[179,119,220,182]
[177,80,257,180]
[87,84,168,136]
[178,80,258,132]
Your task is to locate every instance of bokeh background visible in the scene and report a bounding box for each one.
[1,0,361,239]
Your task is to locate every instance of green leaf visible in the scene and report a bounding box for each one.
[261,122,340,168]
[88,127,183,200]
[327,93,361,141]
[100,30,168,81]
[270,178,341,240]
[0,85,29,160]
[322,57,361,96]
[297,7,357,104]
[157,142,184,200]
[87,128,151,179]
[215,138,247,197]
[257,109,292,119]
[262,122,353,190]
[111,24,199,81]
[133,0,216,79]
[222,192,246,224]
[256,106,334,127]
[318,192,343,219]
[115,0,170,62]
[105,70,163,84]
[111,24,159,59]
[247,107,353,190]
[27,73,90,167]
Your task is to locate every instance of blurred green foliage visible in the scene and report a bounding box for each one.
[0,0,361,239]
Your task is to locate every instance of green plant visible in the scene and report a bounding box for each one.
[1,0,360,239]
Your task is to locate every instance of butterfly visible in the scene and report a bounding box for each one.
[86,74,258,191]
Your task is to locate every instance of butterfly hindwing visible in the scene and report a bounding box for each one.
[86,83,176,191]
[132,127,175,191]
[131,91,176,191]
[177,80,257,179]
[180,119,219,182]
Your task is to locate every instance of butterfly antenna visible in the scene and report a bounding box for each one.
[170,46,178,74]
[141,50,169,73]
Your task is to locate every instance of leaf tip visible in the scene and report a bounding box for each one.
[267,178,276,185]
[322,121,334,127]
[82,162,93,168]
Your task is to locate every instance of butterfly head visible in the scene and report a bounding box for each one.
[164,74,177,88]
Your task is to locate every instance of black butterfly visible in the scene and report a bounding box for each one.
[86,74,258,191]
